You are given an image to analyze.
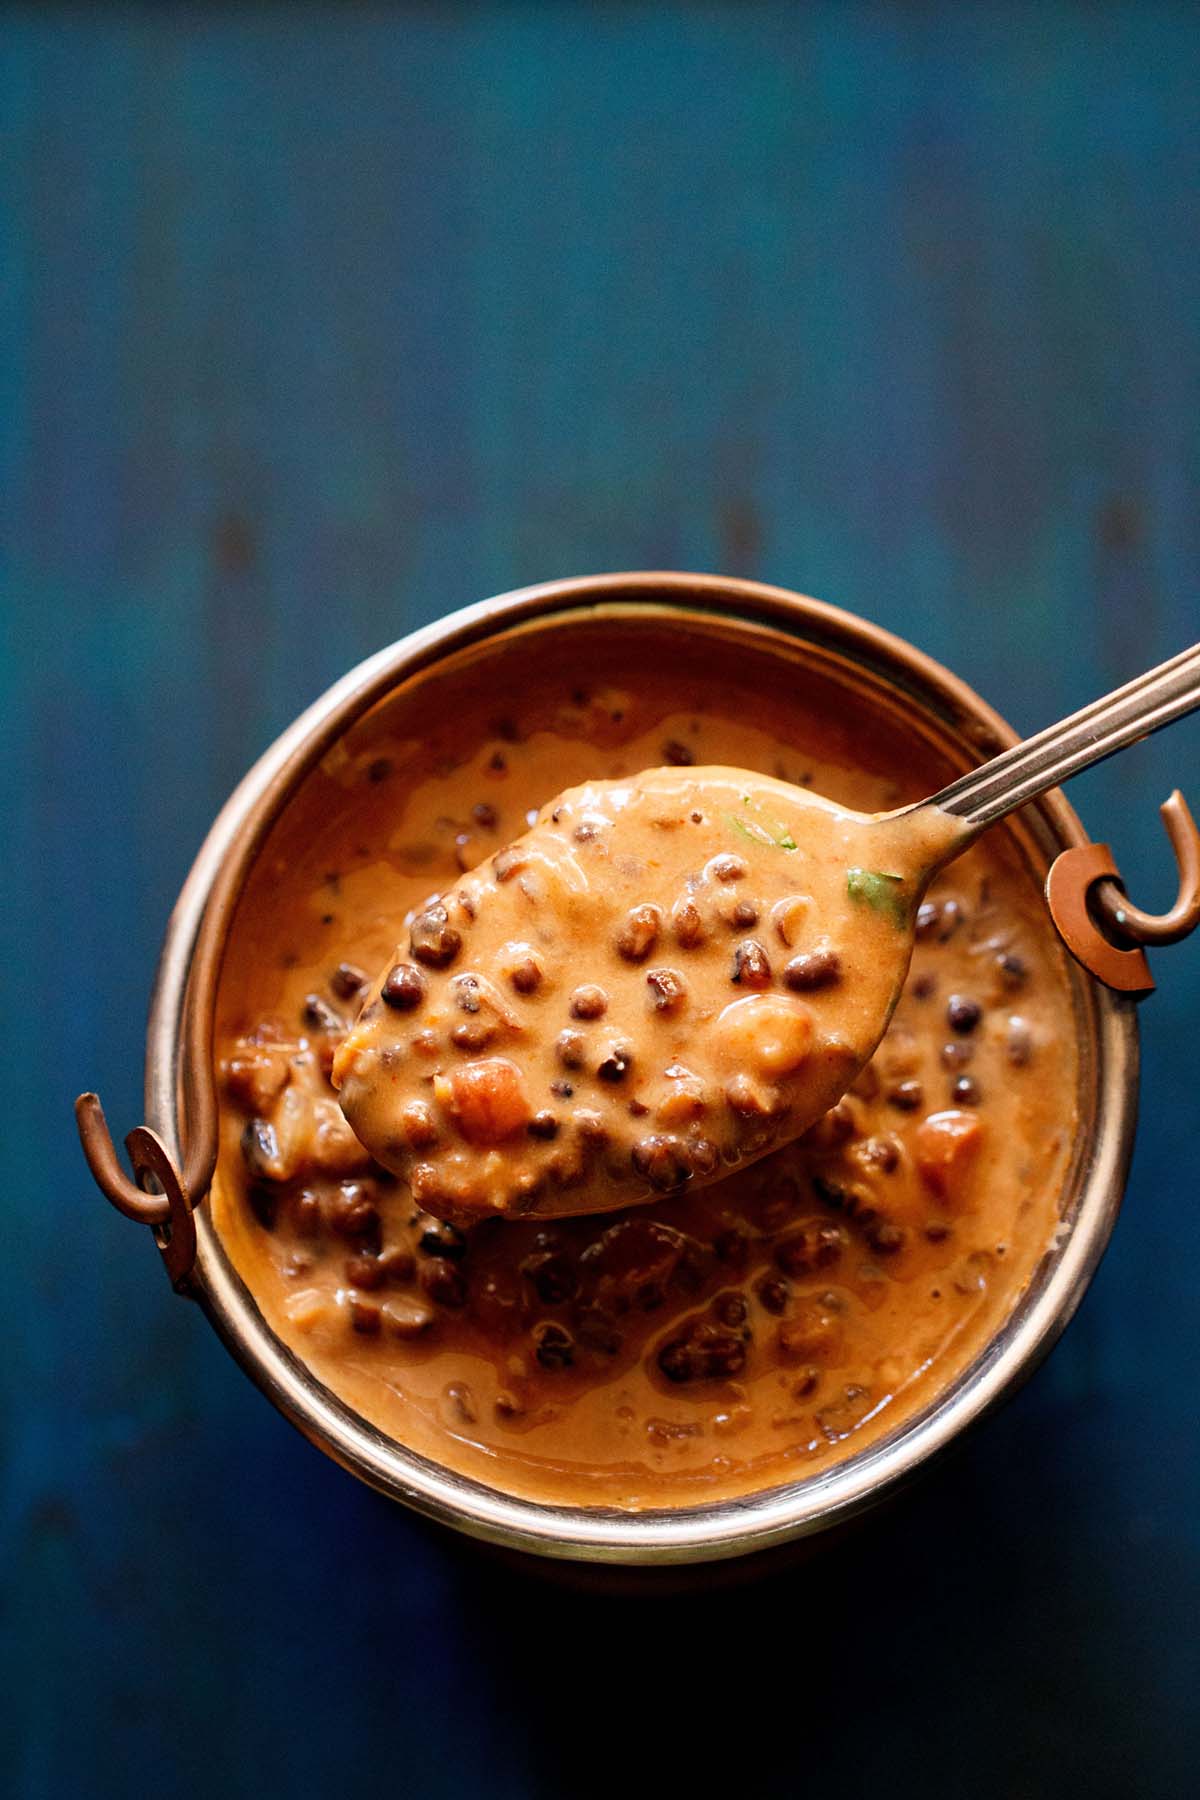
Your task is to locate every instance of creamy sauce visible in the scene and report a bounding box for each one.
[211,623,1078,1509]
[334,769,964,1224]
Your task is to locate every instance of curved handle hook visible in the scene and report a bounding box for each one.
[1046,790,1200,995]
[75,1093,197,1290]
[76,1093,171,1223]
[1090,790,1200,947]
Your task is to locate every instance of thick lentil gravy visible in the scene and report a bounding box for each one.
[212,620,1079,1509]
[333,767,962,1225]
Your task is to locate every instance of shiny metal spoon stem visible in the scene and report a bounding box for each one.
[925,641,1200,837]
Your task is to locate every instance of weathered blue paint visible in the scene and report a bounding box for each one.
[2,6,1198,1796]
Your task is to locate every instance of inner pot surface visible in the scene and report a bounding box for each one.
[147,573,1137,1564]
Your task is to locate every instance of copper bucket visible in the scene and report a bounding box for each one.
[75,573,1198,1564]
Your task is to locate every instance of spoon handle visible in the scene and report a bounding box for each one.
[929,641,1200,832]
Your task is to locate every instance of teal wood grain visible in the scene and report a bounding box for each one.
[2,6,1198,1797]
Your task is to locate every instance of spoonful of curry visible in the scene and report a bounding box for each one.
[333,642,1200,1226]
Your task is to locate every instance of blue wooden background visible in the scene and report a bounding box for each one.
[3,6,1198,1796]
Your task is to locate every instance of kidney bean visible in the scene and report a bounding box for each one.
[755,1275,790,1315]
[996,951,1027,988]
[731,940,772,986]
[410,903,462,967]
[645,967,686,1012]
[241,1117,281,1181]
[331,962,368,1000]
[570,984,608,1019]
[472,801,499,830]
[709,854,748,882]
[952,1074,981,1106]
[382,963,427,1010]
[419,1259,468,1307]
[657,1321,747,1383]
[1007,1016,1034,1065]
[556,1030,586,1069]
[860,1134,900,1173]
[731,899,760,928]
[616,904,662,962]
[597,1047,634,1083]
[534,1322,575,1370]
[946,994,982,1035]
[383,1296,434,1337]
[715,1292,748,1328]
[417,1215,467,1260]
[914,901,941,940]
[672,898,707,948]
[662,739,694,765]
[632,1134,692,1190]
[377,1246,416,1284]
[527,1110,560,1140]
[345,1252,385,1290]
[290,1189,323,1237]
[783,947,842,991]
[522,1250,578,1305]
[887,1080,924,1111]
[865,1219,906,1256]
[330,1188,383,1250]
[510,955,542,994]
[303,993,344,1033]
[574,1110,609,1145]
[348,1296,382,1335]
[686,1136,719,1177]
[774,1221,847,1278]
[492,846,526,882]
[452,1017,498,1052]
[400,1099,439,1149]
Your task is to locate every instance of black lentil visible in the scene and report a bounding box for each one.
[331,962,368,1000]
[672,899,706,948]
[410,903,462,968]
[645,967,686,1012]
[616,904,662,962]
[510,956,543,994]
[783,947,842,991]
[302,993,344,1034]
[887,1080,924,1112]
[946,994,982,1034]
[534,1322,575,1370]
[570,984,608,1019]
[732,940,772,986]
[597,1046,634,1083]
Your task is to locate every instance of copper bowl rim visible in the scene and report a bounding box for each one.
[145,572,1137,1564]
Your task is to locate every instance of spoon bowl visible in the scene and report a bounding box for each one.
[332,767,965,1224]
